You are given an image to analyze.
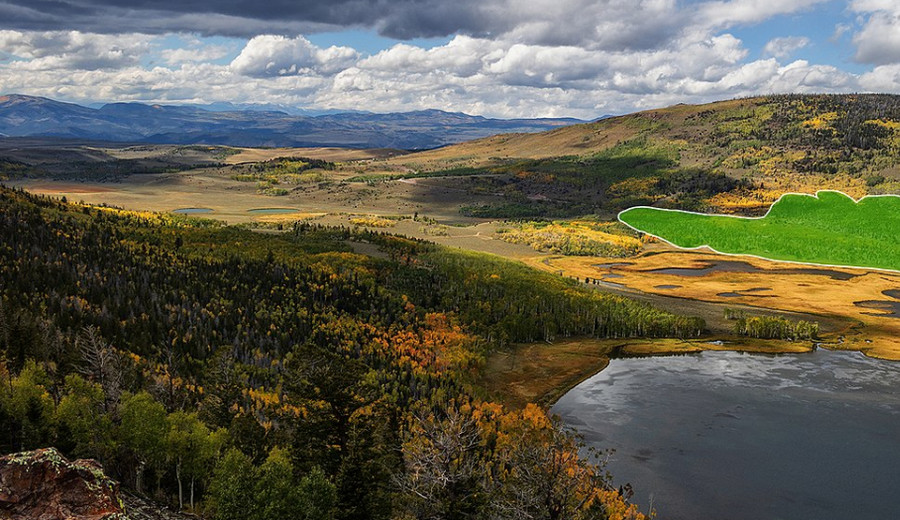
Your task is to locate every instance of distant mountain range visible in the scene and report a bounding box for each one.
[0,94,588,149]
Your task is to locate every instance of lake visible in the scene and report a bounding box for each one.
[246,208,300,214]
[172,207,214,214]
[552,349,900,520]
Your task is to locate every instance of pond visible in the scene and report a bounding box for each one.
[171,207,214,214]
[247,208,300,214]
[647,260,859,281]
[552,349,900,520]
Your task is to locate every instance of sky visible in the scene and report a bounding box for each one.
[0,0,899,118]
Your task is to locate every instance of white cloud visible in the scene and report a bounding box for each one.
[360,37,488,77]
[230,35,357,77]
[766,60,855,91]
[851,11,900,64]
[0,30,151,70]
[318,30,859,117]
[859,64,900,91]
[160,45,231,65]
[0,0,883,120]
[849,0,900,65]
[695,0,827,31]
[763,36,810,58]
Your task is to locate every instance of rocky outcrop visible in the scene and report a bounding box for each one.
[0,448,125,520]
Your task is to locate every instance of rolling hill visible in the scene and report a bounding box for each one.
[381,94,900,216]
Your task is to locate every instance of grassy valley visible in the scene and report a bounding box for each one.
[5,93,900,518]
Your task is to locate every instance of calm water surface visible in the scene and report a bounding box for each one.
[172,207,214,214]
[246,208,299,214]
[552,349,900,520]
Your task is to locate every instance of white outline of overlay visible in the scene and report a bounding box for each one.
[617,190,900,275]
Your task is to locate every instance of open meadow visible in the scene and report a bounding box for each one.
[620,191,900,272]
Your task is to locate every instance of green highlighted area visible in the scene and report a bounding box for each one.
[619,191,900,272]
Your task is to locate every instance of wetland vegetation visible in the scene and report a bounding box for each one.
[619,191,900,272]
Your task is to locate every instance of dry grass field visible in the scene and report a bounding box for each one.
[224,147,403,164]
[531,248,900,360]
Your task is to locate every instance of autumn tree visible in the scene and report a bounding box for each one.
[491,405,610,520]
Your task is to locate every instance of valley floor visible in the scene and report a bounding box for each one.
[9,147,900,416]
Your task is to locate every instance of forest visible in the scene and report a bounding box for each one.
[0,187,704,519]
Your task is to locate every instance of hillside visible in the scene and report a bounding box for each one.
[0,187,704,519]
[378,95,900,217]
[7,95,900,221]
[0,95,584,150]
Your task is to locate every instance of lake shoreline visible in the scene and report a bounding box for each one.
[482,336,836,410]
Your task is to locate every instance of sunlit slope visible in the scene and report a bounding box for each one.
[386,95,900,213]
[391,98,752,168]
[619,191,900,271]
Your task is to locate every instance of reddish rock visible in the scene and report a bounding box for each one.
[0,448,125,520]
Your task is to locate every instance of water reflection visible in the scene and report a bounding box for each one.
[552,349,900,520]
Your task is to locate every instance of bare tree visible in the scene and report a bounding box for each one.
[395,407,487,520]
[491,424,602,520]
[76,326,124,412]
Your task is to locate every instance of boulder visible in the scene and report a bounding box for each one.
[0,448,125,520]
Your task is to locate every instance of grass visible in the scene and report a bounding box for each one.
[619,191,900,272]
[496,219,644,256]
[534,248,900,360]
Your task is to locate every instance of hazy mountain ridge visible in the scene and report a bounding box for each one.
[0,94,586,149]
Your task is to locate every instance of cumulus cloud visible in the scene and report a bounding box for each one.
[0,30,151,70]
[763,36,810,58]
[323,30,857,117]
[360,37,489,77]
[850,2,900,65]
[0,1,885,118]
[230,35,357,77]
[859,64,900,91]
[0,61,327,107]
[160,45,231,65]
